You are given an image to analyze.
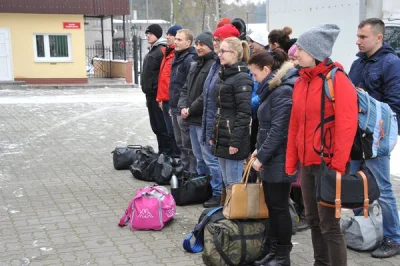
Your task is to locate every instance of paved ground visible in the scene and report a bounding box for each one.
[0,88,399,266]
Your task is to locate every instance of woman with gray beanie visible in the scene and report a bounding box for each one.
[285,24,358,266]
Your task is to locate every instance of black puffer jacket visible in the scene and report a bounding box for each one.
[256,61,298,183]
[178,52,217,126]
[141,38,167,98]
[212,62,253,160]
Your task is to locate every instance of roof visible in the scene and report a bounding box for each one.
[0,0,129,16]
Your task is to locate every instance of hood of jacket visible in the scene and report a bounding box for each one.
[150,37,167,51]
[356,42,397,61]
[219,61,249,80]
[192,51,218,67]
[174,46,196,63]
[257,61,297,101]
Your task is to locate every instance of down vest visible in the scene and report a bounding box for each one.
[286,60,358,175]
[256,62,298,183]
[212,62,253,160]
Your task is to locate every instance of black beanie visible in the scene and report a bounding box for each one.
[145,24,163,39]
[195,31,214,51]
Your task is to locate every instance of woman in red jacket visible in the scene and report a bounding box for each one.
[286,24,358,266]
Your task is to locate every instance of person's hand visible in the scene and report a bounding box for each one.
[181,108,189,119]
[252,159,262,172]
[229,146,238,155]
[251,149,257,158]
[209,140,214,145]
[168,109,172,117]
[158,101,163,110]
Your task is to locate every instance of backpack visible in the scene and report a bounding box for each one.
[322,67,398,160]
[129,146,158,181]
[118,185,176,231]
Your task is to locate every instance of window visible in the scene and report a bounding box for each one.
[33,34,72,62]
[384,26,400,56]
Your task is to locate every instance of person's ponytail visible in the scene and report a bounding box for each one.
[241,41,250,63]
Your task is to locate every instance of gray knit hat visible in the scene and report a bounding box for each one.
[296,24,340,62]
[195,31,214,51]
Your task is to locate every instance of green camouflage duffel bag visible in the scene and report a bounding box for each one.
[202,219,269,266]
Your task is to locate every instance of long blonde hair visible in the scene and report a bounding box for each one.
[222,37,250,63]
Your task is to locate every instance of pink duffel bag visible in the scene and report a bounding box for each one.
[118,185,176,231]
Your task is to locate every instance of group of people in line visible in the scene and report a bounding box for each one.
[140,16,400,266]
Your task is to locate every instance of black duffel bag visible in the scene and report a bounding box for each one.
[112,145,142,170]
[152,154,184,185]
[171,175,212,206]
[129,146,158,182]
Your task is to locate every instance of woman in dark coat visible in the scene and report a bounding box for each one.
[248,49,299,266]
[210,37,253,189]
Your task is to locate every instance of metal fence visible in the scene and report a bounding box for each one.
[85,46,112,78]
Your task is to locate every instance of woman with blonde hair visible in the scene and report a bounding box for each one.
[210,37,253,189]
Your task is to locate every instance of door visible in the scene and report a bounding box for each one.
[0,28,13,81]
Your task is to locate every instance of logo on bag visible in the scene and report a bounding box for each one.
[166,209,175,218]
[138,209,153,219]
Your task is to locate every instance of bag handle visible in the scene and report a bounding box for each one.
[357,171,370,218]
[182,207,223,253]
[118,199,134,227]
[240,157,258,185]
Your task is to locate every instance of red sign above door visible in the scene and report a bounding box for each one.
[63,22,81,29]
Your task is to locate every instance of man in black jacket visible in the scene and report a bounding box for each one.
[178,32,222,207]
[140,24,170,154]
[170,29,197,175]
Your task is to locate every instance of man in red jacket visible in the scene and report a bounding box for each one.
[156,25,182,157]
[286,24,358,266]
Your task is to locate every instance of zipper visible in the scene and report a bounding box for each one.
[303,81,310,162]
[191,175,207,181]
[227,119,231,135]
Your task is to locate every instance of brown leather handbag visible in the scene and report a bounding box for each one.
[222,158,269,220]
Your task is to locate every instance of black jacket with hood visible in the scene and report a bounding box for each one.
[178,51,217,126]
[211,62,253,160]
[141,38,167,98]
[256,61,298,183]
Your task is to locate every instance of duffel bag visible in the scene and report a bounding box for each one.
[153,154,184,185]
[112,145,141,170]
[171,175,212,206]
[202,219,269,266]
[129,146,158,182]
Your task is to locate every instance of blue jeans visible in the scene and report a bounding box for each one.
[218,157,244,190]
[190,126,222,197]
[351,156,400,244]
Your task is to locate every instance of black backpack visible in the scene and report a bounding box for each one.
[129,146,158,182]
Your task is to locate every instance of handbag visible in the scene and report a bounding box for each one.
[112,145,142,170]
[315,79,380,218]
[341,202,383,251]
[223,157,269,220]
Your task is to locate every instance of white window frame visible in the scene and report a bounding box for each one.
[33,33,73,62]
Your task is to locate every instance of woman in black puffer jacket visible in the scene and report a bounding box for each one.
[210,37,253,189]
[248,49,299,266]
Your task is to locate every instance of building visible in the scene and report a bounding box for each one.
[0,0,129,84]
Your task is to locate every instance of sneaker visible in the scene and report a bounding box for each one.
[297,218,310,232]
[371,237,400,258]
[203,196,221,208]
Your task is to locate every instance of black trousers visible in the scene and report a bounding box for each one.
[146,97,173,154]
[262,181,292,245]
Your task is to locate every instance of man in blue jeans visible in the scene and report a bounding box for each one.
[178,31,222,207]
[349,18,400,258]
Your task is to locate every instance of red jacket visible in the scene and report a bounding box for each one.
[156,45,174,102]
[285,60,358,174]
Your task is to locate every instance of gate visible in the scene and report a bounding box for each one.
[86,46,112,78]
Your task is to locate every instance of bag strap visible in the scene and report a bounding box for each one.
[367,202,383,247]
[213,234,236,266]
[241,157,257,184]
[182,206,223,253]
[334,172,342,218]
[118,199,134,227]
[357,170,370,218]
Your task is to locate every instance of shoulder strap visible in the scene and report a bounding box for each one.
[324,67,340,102]
[182,207,223,253]
[118,198,135,227]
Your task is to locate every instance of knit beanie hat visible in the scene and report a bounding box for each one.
[288,44,298,57]
[213,24,240,40]
[167,25,182,37]
[296,24,340,62]
[217,17,231,28]
[145,24,163,39]
[195,31,214,51]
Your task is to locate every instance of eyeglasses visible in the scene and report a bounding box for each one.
[218,49,234,55]
[213,38,221,43]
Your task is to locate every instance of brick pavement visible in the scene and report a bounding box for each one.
[0,88,399,266]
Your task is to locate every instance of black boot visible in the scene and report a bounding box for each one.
[263,244,292,266]
[253,238,277,266]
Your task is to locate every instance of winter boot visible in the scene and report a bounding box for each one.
[254,238,277,266]
[263,244,292,266]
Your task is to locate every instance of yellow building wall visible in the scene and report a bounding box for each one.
[0,13,86,80]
